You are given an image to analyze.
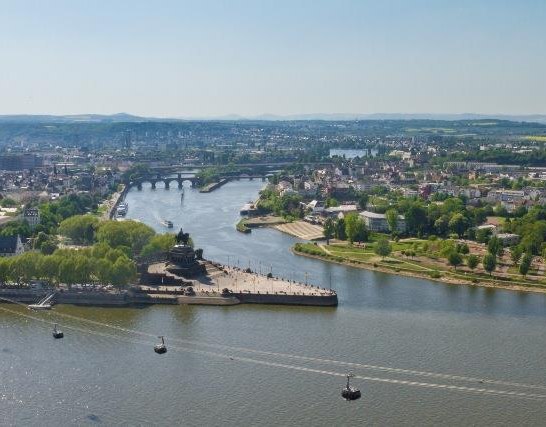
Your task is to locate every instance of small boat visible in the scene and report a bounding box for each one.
[161,219,173,228]
[341,373,361,401]
[154,336,167,354]
[52,324,64,339]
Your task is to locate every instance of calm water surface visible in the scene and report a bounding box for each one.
[2,180,546,426]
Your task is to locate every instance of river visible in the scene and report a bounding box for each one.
[2,180,546,426]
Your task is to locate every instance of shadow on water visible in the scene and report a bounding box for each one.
[85,414,102,423]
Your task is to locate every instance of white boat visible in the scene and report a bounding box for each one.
[161,219,174,228]
[116,202,128,216]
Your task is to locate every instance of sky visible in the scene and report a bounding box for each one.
[0,0,545,117]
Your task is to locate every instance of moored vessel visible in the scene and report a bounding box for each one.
[116,202,128,217]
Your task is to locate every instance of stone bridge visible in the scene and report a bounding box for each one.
[131,172,268,190]
[132,173,200,190]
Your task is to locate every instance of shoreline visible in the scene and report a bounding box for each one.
[291,247,546,295]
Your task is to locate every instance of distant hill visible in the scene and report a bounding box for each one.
[0,113,148,123]
[210,113,546,123]
[1,112,545,124]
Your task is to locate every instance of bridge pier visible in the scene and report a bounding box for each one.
[164,180,170,189]
[177,179,183,189]
[137,182,142,190]
[151,180,157,190]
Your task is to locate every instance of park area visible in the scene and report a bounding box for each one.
[293,234,546,293]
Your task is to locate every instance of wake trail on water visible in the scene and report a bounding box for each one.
[2,304,546,400]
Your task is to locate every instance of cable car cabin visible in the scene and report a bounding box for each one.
[154,336,167,354]
[52,324,64,339]
[341,373,361,401]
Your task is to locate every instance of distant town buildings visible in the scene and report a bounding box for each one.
[0,154,43,171]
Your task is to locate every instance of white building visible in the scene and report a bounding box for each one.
[360,211,406,233]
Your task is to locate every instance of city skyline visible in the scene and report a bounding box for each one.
[1,0,545,116]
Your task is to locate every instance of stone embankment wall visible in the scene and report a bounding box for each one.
[233,292,338,306]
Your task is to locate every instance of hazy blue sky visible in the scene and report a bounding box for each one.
[0,0,545,117]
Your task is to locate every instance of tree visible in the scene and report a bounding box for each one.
[334,218,346,240]
[94,258,114,285]
[39,255,61,283]
[433,215,450,237]
[519,253,533,277]
[355,220,369,244]
[96,220,155,255]
[141,233,177,258]
[448,213,468,238]
[9,252,42,283]
[405,204,427,236]
[487,236,501,258]
[447,251,462,269]
[110,256,137,289]
[374,238,392,259]
[58,214,99,244]
[323,217,335,245]
[358,193,369,210]
[457,243,470,254]
[510,246,523,266]
[476,228,492,243]
[0,258,10,283]
[325,197,339,208]
[59,258,78,287]
[385,209,398,234]
[345,213,362,244]
[467,254,479,270]
[482,253,497,276]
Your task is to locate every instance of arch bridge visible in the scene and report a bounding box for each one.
[132,173,200,190]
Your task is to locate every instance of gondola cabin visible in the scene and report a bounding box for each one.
[154,336,167,354]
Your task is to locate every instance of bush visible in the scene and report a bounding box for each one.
[294,243,324,257]
[430,270,442,279]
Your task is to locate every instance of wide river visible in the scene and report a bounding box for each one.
[2,180,546,426]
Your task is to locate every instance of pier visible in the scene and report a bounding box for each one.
[199,178,229,193]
